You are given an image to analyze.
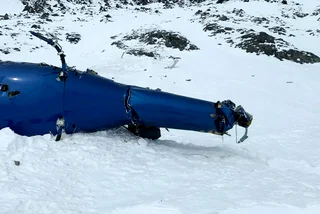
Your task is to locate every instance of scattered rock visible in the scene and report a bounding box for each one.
[4,14,9,20]
[0,48,10,54]
[269,26,286,35]
[100,14,112,22]
[22,0,52,13]
[217,0,229,3]
[235,31,320,64]
[232,8,246,17]
[293,12,308,18]
[203,23,234,36]
[114,29,199,51]
[31,24,41,29]
[275,49,320,64]
[0,14,9,20]
[219,15,229,21]
[40,12,49,19]
[126,49,158,58]
[111,40,128,49]
[252,17,270,24]
[66,33,81,44]
[312,8,320,16]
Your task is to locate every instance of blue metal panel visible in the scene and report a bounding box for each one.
[0,61,64,136]
[63,70,131,134]
[128,87,235,134]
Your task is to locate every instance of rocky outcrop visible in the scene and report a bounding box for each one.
[235,32,320,64]
[111,29,199,58]
[66,33,81,44]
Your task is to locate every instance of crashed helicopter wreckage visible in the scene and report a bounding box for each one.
[0,31,252,142]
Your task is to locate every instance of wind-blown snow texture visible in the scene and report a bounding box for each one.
[1,0,320,213]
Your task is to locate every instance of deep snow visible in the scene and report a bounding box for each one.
[1,0,320,213]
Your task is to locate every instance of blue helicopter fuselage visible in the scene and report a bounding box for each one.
[0,61,131,136]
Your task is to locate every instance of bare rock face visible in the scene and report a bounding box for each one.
[21,0,52,13]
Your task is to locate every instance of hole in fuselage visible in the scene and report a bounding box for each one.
[0,84,9,92]
[8,91,20,97]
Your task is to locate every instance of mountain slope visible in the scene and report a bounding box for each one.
[1,1,320,214]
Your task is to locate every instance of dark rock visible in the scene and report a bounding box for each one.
[269,26,286,35]
[111,41,128,49]
[120,30,199,51]
[195,10,202,15]
[4,14,9,20]
[14,160,20,166]
[203,23,234,36]
[100,14,112,22]
[219,15,229,21]
[126,49,158,58]
[252,17,270,24]
[31,24,41,29]
[294,12,308,18]
[40,13,49,19]
[312,8,320,16]
[232,8,245,17]
[275,49,320,64]
[0,48,10,54]
[66,33,81,44]
[282,0,287,4]
[13,48,21,52]
[235,31,320,64]
[217,0,229,3]
[22,0,51,13]
[11,33,19,37]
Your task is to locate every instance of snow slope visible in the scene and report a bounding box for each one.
[1,1,320,214]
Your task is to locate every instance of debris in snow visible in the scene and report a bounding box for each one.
[165,56,181,69]
[14,160,20,166]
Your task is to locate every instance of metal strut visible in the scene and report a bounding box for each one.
[30,31,68,80]
[30,31,68,141]
[237,127,248,144]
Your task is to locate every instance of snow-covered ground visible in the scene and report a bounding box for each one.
[1,0,320,213]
